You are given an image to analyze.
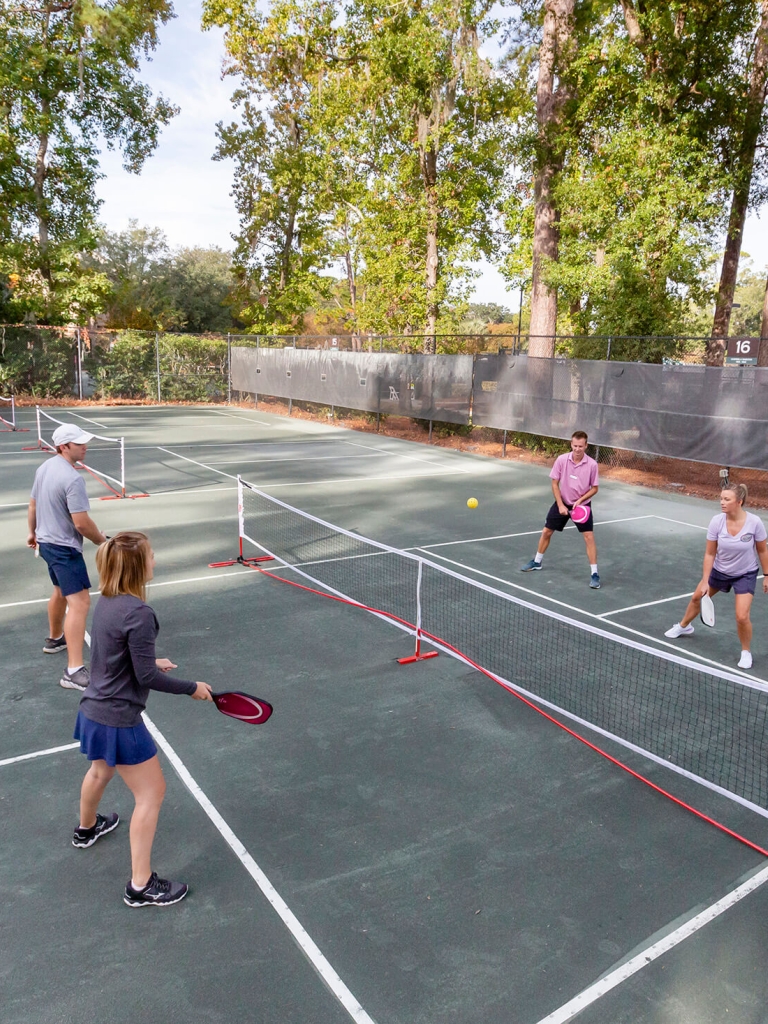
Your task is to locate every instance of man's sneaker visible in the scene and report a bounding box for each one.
[664,622,695,639]
[590,573,601,589]
[72,812,120,848]
[43,635,67,654]
[520,559,543,572]
[60,666,90,691]
[124,872,189,908]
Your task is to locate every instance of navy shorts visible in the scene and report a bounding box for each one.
[544,502,594,533]
[74,710,157,767]
[708,567,758,595]
[38,543,91,597]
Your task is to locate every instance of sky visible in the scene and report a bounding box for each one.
[96,1,768,310]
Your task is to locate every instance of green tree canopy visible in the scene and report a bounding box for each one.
[0,0,178,324]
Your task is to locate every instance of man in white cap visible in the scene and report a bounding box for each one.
[27,424,108,690]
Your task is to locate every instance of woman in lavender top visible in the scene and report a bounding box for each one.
[665,485,768,669]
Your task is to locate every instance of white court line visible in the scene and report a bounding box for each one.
[0,741,79,768]
[206,452,389,467]
[417,548,768,684]
[535,862,768,1024]
[149,485,239,497]
[344,438,472,474]
[598,592,694,617]
[144,714,378,1024]
[600,573,766,619]
[158,445,469,489]
[123,440,347,451]
[0,502,29,507]
[0,568,256,610]
[67,411,110,428]
[652,514,709,531]
[207,408,275,427]
[420,515,654,549]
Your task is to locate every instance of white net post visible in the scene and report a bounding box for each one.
[118,437,126,497]
[36,406,51,449]
[237,475,245,561]
[0,394,15,429]
[414,560,424,657]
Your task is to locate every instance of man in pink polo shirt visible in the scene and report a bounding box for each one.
[520,430,601,588]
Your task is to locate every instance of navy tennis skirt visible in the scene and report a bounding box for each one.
[74,710,157,767]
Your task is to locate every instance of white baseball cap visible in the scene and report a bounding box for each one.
[52,424,94,446]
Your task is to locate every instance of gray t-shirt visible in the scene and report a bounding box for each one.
[30,455,90,551]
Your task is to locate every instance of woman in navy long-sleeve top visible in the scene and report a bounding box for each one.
[72,531,213,907]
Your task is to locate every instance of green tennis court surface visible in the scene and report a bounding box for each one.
[2,404,767,1024]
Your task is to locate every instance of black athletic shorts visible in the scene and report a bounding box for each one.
[544,502,594,533]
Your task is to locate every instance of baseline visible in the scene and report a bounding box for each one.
[535,861,768,1024]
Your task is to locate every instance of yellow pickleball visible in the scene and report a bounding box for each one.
[467,497,478,509]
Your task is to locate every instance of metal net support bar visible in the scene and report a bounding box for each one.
[0,394,17,430]
[32,406,127,498]
[235,478,768,819]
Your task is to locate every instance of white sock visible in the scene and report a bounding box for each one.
[68,665,84,674]
[590,564,598,574]
[534,553,543,564]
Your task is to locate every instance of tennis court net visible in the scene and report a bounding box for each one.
[237,476,768,818]
[27,407,147,499]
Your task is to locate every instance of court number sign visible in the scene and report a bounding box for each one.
[725,337,760,365]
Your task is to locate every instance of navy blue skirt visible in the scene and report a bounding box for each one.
[74,711,157,767]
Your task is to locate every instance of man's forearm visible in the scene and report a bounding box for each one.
[76,515,106,544]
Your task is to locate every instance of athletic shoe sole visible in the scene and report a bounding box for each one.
[520,565,542,572]
[60,676,88,691]
[43,641,67,654]
[72,814,120,848]
[123,887,189,908]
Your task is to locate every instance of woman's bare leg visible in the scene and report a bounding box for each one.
[79,760,116,828]
[680,586,718,628]
[117,756,166,889]
[734,592,754,652]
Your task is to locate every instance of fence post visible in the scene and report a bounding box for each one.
[155,332,161,402]
[76,328,83,400]
[606,336,612,360]
[227,333,232,404]
[428,419,433,443]
[502,429,507,457]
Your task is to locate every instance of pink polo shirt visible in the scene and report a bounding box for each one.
[550,451,599,505]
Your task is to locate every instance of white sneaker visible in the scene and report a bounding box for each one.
[738,651,753,669]
[664,623,695,639]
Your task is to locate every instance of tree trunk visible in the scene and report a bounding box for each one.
[279,204,296,291]
[34,111,51,283]
[709,0,768,364]
[420,137,439,354]
[758,273,768,366]
[528,0,576,357]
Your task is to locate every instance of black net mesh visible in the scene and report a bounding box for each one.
[239,479,768,812]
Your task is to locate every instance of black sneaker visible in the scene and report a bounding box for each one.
[60,666,90,691]
[44,635,67,654]
[123,872,189,908]
[72,812,120,848]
